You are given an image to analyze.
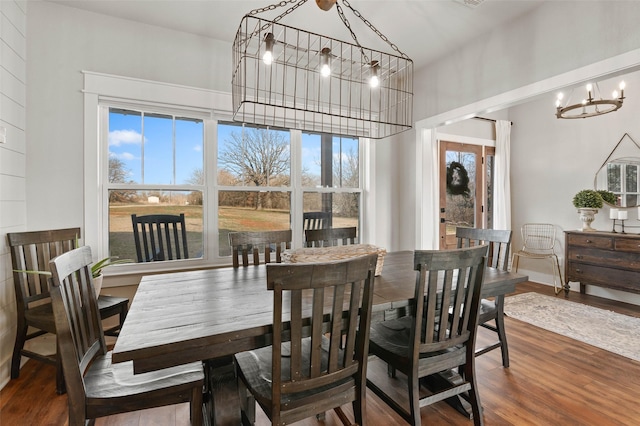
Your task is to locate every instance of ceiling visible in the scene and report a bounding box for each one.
[48,0,542,70]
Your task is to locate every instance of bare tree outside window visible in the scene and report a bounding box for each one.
[218,127,290,210]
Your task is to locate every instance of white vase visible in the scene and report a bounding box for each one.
[93,274,103,298]
[578,208,598,232]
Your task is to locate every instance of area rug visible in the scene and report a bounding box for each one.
[504,292,640,362]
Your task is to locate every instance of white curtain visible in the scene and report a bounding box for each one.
[494,120,512,230]
[416,128,439,250]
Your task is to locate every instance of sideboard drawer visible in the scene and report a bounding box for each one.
[566,233,613,249]
[614,237,640,253]
[567,261,640,294]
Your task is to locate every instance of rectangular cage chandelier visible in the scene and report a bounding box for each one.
[231,0,413,139]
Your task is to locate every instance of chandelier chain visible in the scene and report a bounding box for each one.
[335,3,370,64]
[341,0,409,59]
[249,0,309,37]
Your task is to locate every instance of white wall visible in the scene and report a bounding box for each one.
[0,0,26,390]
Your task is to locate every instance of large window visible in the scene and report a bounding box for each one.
[100,102,362,268]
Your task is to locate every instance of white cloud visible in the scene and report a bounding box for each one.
[109,151,136,161]
[109,129,144,147]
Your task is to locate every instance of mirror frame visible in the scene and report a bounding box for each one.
[594,133,640,207]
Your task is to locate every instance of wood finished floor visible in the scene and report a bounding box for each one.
[1,282,639,425]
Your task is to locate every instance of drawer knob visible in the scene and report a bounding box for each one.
[576,254,583,259]
[575,268,582,273]
[586,239,592,243]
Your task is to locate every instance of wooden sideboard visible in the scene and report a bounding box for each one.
[565,230,640,295]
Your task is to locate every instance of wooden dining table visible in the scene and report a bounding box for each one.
[112,250,527,372]
[111,250,528,423]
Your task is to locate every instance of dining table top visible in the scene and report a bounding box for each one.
[111,250,528,374]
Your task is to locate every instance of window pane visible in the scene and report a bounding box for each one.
[218,123,290,187]
[333,136,359,188]
[143,114,173,184]
[607,163,622,192]
[302,133,322,187]
[626,164,638,193]
[218,191,291,256]
[303,192,359,230]
[108,190,203,262]
[176,117,204,185]
[301,133,359,189]
[109,109,142,184]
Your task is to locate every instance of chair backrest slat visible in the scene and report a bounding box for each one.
[303,211,332,230]
[228,230,292,267]
[304,227,357,248]
[266,254,377,399]
[456,227,512,271]
[131,214,189,262]
[412,246,487,355]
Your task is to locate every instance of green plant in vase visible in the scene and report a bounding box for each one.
[572,189,603,231]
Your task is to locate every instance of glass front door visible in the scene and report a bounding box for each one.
[439,141,482,249]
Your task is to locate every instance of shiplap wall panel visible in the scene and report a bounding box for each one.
[0,0,26,391]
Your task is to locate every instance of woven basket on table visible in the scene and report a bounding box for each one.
[282,244,386,276]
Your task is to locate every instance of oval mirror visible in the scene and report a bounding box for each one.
[594,157,640,207]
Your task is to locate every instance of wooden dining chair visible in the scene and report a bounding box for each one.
[456,227,513,367]
[304,226,358,247]
[131,213,189,262]
[234,254,378,426]
[7,228,129,394]
[228,229,292,267]
[48,246,204,426]
[303,211,332,230]
[366,245,488,426]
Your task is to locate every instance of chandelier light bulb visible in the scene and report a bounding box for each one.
[620,81,626,98]
[320,47,331,77]
[369,60,379,88]
[263,50,273,65]
[612,90,619,99]
[586,83,593,91]
[263,33,275,65]
[555,99,561,108]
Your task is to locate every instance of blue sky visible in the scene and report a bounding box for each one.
[108,110,357,185]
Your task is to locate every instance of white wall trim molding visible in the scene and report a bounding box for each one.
[436,132,494,147]
[416,47,640,129]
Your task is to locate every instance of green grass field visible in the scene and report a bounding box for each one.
[108,204,356,261]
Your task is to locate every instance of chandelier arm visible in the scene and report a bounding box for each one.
[335,3,370,64]
[341,0,410,59]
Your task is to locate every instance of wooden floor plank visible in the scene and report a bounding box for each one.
[1,282,639,425]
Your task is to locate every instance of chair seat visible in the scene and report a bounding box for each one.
[513,249,557,259]
[369,316,466,377]
[85,351,204,400]
[235,337,352,411]
[23,303,57,333]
